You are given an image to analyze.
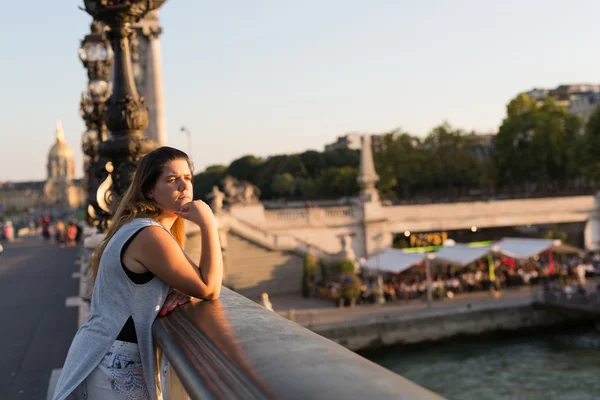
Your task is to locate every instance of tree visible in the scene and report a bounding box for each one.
[323,148,360,169]
[280,155,308,178]
[423,123,484,190]
[254,155,290,198]
[299,150,327,179]
[271,173,295,197]
[292,177,316,198]
[193,164,226,200]
[225,155,263,182]
[494,94,581,187]
[373,129,427,199]
[315,167,359,198]
[577,105,600,181]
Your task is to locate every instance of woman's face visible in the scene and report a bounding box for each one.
[149,159,193,215]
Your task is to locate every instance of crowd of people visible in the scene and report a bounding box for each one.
[40,216,83,247]
[316,252,600,306]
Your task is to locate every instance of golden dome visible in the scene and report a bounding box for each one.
[48,120,74,160]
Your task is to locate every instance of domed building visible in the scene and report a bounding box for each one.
[47,121,75,181]
[43,121,84,210]
[0,121,85,217]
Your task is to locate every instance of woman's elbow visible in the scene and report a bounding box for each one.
[206,286,221,300]
[199,284,221,301]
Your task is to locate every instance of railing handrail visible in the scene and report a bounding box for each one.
[153,287,445,400]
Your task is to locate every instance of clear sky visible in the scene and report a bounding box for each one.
[2,0,600,181]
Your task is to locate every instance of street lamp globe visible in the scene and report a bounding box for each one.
[88,79,110,102]
[78,29,112,63]
[78,20,113,82]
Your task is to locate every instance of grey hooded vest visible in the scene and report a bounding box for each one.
[53,218,172,400]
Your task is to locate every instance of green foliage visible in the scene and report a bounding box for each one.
[303,255,319,275]
[193,164,226,200]
[315,167,359,198]
[323,148,360,169]
[577,105,600,181]
[299,150,327,178]
[225,155,263,182]
[423,123,484,189]
[494,94,582,186]
[337,259,356,274]
[302,255,319,296]
[292,177,316,198]
[342,273,362,300]
[319,258,328,281]
[271,173,295,197]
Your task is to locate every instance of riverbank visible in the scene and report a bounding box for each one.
[270,281,598,352]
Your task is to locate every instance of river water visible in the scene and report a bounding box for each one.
[367,327,600,400]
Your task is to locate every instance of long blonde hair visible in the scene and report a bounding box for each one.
[89,146,193,285]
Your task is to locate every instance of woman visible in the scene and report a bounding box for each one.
[53,147,223,400]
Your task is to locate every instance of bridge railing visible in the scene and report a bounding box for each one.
[264,206,355,226]
[153,287,445,400]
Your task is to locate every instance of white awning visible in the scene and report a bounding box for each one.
[493,238,557,259]
[363,249,425,274]
[432,244,492,267]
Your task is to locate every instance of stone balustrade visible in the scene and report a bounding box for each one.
[264,206,355,226]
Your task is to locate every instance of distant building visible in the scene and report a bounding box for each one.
[568,92,600,125]
[0,122,85,216]
[325,133,363,152]
[525,84,600,125]
[325,133,383,153]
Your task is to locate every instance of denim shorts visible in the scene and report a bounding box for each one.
[75,340,150,400]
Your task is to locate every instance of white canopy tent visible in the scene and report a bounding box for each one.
[432,244,492,267]
[493,238,557,260]
[362,248,425,274]
[361,237,583,275]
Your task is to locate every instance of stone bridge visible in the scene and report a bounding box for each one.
[261,195,593,233]
[226,194,596,260]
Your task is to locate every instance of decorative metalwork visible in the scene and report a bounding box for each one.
[82,0,166,198]
[79,20,114,230]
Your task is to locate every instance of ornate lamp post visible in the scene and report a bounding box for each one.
[82,0,166,201]
[79,20,113,231]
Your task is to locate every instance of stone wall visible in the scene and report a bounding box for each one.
[225,232,304,299]
[311,305,591,352]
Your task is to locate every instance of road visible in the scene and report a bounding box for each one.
[0,237,79,400]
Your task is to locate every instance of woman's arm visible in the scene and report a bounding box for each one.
[196,216,223,299]
[127,202,223,299]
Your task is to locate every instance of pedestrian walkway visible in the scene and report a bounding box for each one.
[269,279,600,329]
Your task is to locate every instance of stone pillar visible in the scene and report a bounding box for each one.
[145,30,167,146]
[135,10,167,147]
[356,133,391,257]
[584,191,600,251]
[357,134,380,203]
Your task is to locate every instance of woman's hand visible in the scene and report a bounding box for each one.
[175,200,215,227]
[159,289,191,317]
